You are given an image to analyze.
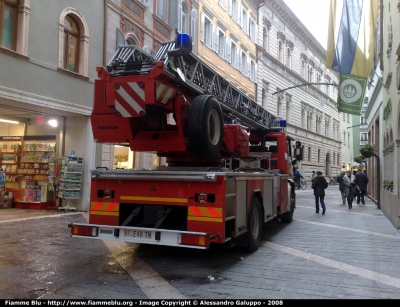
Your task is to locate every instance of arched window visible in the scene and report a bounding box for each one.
[126,34,139,46]
[308,67,313,82]
[277,96,282,117]
[286,99,291,121]
[286,48,291,69]
[0,0,18,50]
[263,27,269,51]
[262,88,268,109]
[316,73,321,89]
[58,9,89,76]
[278,41,283,62]
[63,15,80,73]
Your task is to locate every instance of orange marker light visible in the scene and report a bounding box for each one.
[180,234,209,247]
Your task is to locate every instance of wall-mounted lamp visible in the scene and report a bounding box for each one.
[0,118,20,124]
[47,118,58,127]
[341,163,345,169]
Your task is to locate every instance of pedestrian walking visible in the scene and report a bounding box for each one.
[311,171,329,215]
[294,170,304,190]
[355,169,369,204]
[336,171,346,204]
[343,170,356,209]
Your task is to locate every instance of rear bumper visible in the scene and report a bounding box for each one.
[68,222,210,249]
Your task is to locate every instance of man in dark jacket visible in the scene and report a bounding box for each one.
[336,171,346,204]
[312,171,329,215]
[355,169,369,204]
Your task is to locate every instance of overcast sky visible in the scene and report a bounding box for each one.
[283,0,331,49]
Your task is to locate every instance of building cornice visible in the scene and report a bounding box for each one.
[266,0,326,60]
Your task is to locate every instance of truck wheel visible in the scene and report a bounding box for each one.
[245,198,263,252]
[281,192,295,223]
[187,95,223,160]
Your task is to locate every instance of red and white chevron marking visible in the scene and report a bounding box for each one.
[156,81,174,105]
[114,82,145,117]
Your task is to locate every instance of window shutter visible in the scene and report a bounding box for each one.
[238,4,242,26]
[247,56,250,78]
[228,0,233,16]
[254,62,258,83]
[245,13,249,35]
[178,0,182,33]
[236,48,239,69]
[200,13,205,43]
[213,25,218,52]
[226,37,231,62]
[190,9,197,46]
[168,0,179,29]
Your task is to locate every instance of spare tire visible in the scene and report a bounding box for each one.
[187,95,224,160]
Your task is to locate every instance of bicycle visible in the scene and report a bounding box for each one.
[295,178,307,190]
[328,176,338,185]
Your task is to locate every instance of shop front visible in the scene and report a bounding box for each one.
[0,114,93,213]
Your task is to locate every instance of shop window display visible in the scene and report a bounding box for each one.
[0,135,56,210]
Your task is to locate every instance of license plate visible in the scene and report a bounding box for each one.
[123,229,152,239]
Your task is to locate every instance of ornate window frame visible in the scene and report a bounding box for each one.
[58,7,89,77]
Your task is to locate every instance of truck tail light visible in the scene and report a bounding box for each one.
[179,234,209,247]
[69,224,98,237]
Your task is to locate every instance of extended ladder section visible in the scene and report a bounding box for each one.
[106,41,281,131]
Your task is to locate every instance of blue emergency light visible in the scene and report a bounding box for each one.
[175,33,192,52]
[280,119,287,127]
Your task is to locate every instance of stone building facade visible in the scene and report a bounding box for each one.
[257,0,345,181]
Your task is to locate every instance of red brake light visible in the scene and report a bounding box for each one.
[70,225,98,237]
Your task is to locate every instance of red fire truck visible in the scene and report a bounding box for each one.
[68,34,303,251]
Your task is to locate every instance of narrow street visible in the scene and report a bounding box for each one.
[1,184,399,300]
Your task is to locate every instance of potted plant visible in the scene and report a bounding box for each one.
[354,155,365,167]
[389,181,394,192]
[360,143,377,158]
[383,180,389,190]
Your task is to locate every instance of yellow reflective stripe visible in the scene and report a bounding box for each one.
[121,196,187,203]
[188,216,223,223]
[89,211,119,216]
